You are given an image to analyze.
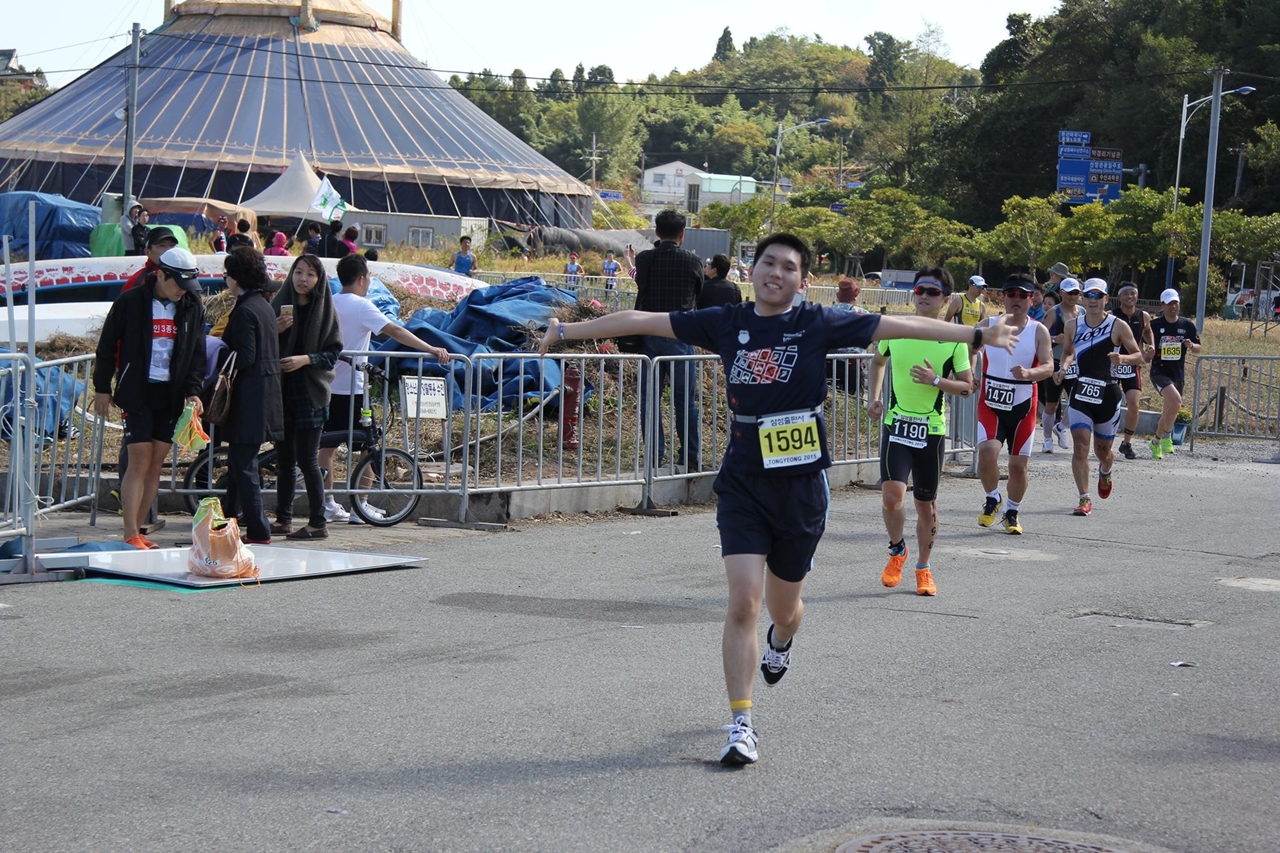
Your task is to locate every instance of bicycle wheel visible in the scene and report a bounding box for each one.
[349,447,421,526]
[181,448,281,515]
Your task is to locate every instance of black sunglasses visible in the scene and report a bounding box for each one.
[1083,290,1107,299]
[1002,289,1030,298]
[913,285,944,297]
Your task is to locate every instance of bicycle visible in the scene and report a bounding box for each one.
[180,361,424,526]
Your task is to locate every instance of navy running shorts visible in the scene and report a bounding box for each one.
[713,465,829,583]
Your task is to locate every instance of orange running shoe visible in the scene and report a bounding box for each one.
[125,534,158,550]
[915,568,936,596]
[882,544,908,588]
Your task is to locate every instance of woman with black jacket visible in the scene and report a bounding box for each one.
[270,254,342,540]
[93,247,206,550]
[219,247,284,544]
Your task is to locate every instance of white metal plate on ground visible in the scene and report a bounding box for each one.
[77,545,427,588]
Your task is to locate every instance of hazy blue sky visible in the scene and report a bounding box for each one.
[13,0,1063,88]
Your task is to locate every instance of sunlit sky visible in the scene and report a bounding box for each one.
[13,0,1064,88]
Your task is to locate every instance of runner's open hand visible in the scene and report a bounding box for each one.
[983,322,1019,353]
[909,359,937,386]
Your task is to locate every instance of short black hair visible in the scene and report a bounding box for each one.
[710,253,731,278]
[224,246,269,291]
[363,248,379,262]
[330,220,344,234]
[1004,272,1037,291]
[237,218,251,233]
[913,266,953,296]
[654,209,686,240]
[307,223,322,235]
[337,252,368,287]
[753,233,811,276]
[460,235,471,244]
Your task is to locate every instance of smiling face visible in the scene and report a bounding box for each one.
[1119,288,1138,311]
[749,243,806,315]
[1163,299,1180,320]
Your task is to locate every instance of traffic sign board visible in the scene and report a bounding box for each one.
[1089,160,1123,174]
[1058,145,1092,160]
[1059,130,1091,145]
[829,202,846,213]
[1089,172,1121,185]
[599,189,623,201]
[1091,147,1123,162]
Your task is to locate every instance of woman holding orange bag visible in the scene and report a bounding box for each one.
[219,247,284,544]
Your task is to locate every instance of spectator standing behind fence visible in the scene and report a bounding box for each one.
[342,225,360,255]
[634,209,704,471]
[219,247,284,544]
[226,219,254,251]
[131,209,151,256]
[451,236,478,277]
[93,247,207,551]
[319,253,451,523]
[270,254,342,540]
[322,220,349,258]
[698,254,742,309]
[602,250,621,291]
[265,231,290,256]
[120,201,144,256]
[564,253,583,286]
[304,223,323,255]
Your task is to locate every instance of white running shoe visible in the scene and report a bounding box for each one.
[349,503,387,525]
[1055,422,1069,449]
[1042,437,1054,454]
[323,501,350,523]
[719,718,759,765]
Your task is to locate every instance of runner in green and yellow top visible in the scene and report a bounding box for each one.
[945,275,990,327]
[868,267,974,596]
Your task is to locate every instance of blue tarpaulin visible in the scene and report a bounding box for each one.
[372,277,577,412]
[0,191,100,259]
[0,347,87,438]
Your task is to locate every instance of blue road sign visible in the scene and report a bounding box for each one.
[599,190,623,201]
[1058,145,1092,160]
[1089,160,1123,175]
[829,202,846,213]
[1059,130,1091,145]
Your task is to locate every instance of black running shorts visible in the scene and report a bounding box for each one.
[713,466,829,584]
[879,428,945,503]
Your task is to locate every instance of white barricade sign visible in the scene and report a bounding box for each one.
[402,376,448,420]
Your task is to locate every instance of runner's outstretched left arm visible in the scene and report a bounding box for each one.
[874,315,1018,353]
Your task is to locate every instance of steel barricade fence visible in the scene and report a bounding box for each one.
[1189,355,1280,451]
[824,352,880,466]
[466,351,649,495]
[0,353,36,555]
[30,354,103,516]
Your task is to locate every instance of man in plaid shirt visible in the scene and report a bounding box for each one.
[634,210,705,471]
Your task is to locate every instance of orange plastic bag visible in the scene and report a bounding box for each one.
[174,401,209,453]
[188,497,258,580]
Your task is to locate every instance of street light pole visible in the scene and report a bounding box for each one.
[122,22,141,207]
[767,118,830,233]
[1194,68,1225,334]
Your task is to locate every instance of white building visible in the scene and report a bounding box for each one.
[639,160,781,219]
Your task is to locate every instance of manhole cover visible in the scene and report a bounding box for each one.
[955,547,1058,562]
[837,830,1135,852]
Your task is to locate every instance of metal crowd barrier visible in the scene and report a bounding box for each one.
[1189,355,1280,455]
[0,353,36,560]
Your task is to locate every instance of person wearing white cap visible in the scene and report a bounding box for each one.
[93,247,207,550]
[1056,278,1145,516]
[1111,283,1155,459]
[1148,288,1202,459]
[944,275,990,328]
[1039,277,1082,452]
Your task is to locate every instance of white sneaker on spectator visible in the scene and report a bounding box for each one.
[323,502,350,523]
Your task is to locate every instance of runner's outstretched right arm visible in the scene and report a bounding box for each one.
[540,310,674,355]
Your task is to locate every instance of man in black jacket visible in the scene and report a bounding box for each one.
[698,253,743,309]
[635,209,704,471]
[94,247,207,550]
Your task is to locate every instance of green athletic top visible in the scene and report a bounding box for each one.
[878,338,971,434]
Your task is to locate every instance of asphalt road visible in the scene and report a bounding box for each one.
[2,442,1277,852]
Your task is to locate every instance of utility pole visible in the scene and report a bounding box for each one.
[1231,146,1247,198]
[585,133,608,189]
[1195,67,1226,334]
[122,22,141,205]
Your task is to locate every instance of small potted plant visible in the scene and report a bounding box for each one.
[1171,407,1192,445]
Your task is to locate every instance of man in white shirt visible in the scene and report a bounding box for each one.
[320,253,450,522]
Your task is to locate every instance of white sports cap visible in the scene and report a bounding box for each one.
[1059,277,1081,293]
[1082,277,1109,295]
[1160,288,1181,304]
[969,275,987,287]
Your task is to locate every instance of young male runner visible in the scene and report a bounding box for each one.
[975,274,1054,534]
[1111,283,1155,459]
[1039,278,1082,452]
[539,233,1018,766]
[1058,279,1145,516]
[1148,289,1202,459]
[868,268,974,596]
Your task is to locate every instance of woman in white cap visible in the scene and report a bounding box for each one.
[1148,288,1202,459]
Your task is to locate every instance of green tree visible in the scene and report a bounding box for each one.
[713,27,735,64]
[594,200,649,230]
[697,197,769,246]
[992,194,1063,273]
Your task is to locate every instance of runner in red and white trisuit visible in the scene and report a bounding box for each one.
[975,274,1055,534]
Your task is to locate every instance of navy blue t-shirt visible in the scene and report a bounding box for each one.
[669,302,880,476]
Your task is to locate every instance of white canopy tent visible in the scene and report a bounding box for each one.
[240,151,358,219]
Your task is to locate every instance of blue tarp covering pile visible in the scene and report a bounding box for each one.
[0,192,100,259]
[372,277,576,412]
[0,347,86,438]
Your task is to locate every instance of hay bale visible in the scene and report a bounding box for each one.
[35,332,99,361]
[203,289,235,328]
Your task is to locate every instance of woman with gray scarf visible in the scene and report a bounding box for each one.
[271,254,343,540]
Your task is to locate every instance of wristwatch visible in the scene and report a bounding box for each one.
[931,375,941,387]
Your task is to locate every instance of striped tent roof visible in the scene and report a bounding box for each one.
[0,0,589,202]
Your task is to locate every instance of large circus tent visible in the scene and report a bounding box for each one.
[0,0,591,226]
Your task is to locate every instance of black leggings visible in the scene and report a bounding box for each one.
[222,441,270,542]
[275,426,325,529]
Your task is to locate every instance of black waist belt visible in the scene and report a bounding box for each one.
[731,405,823,425]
